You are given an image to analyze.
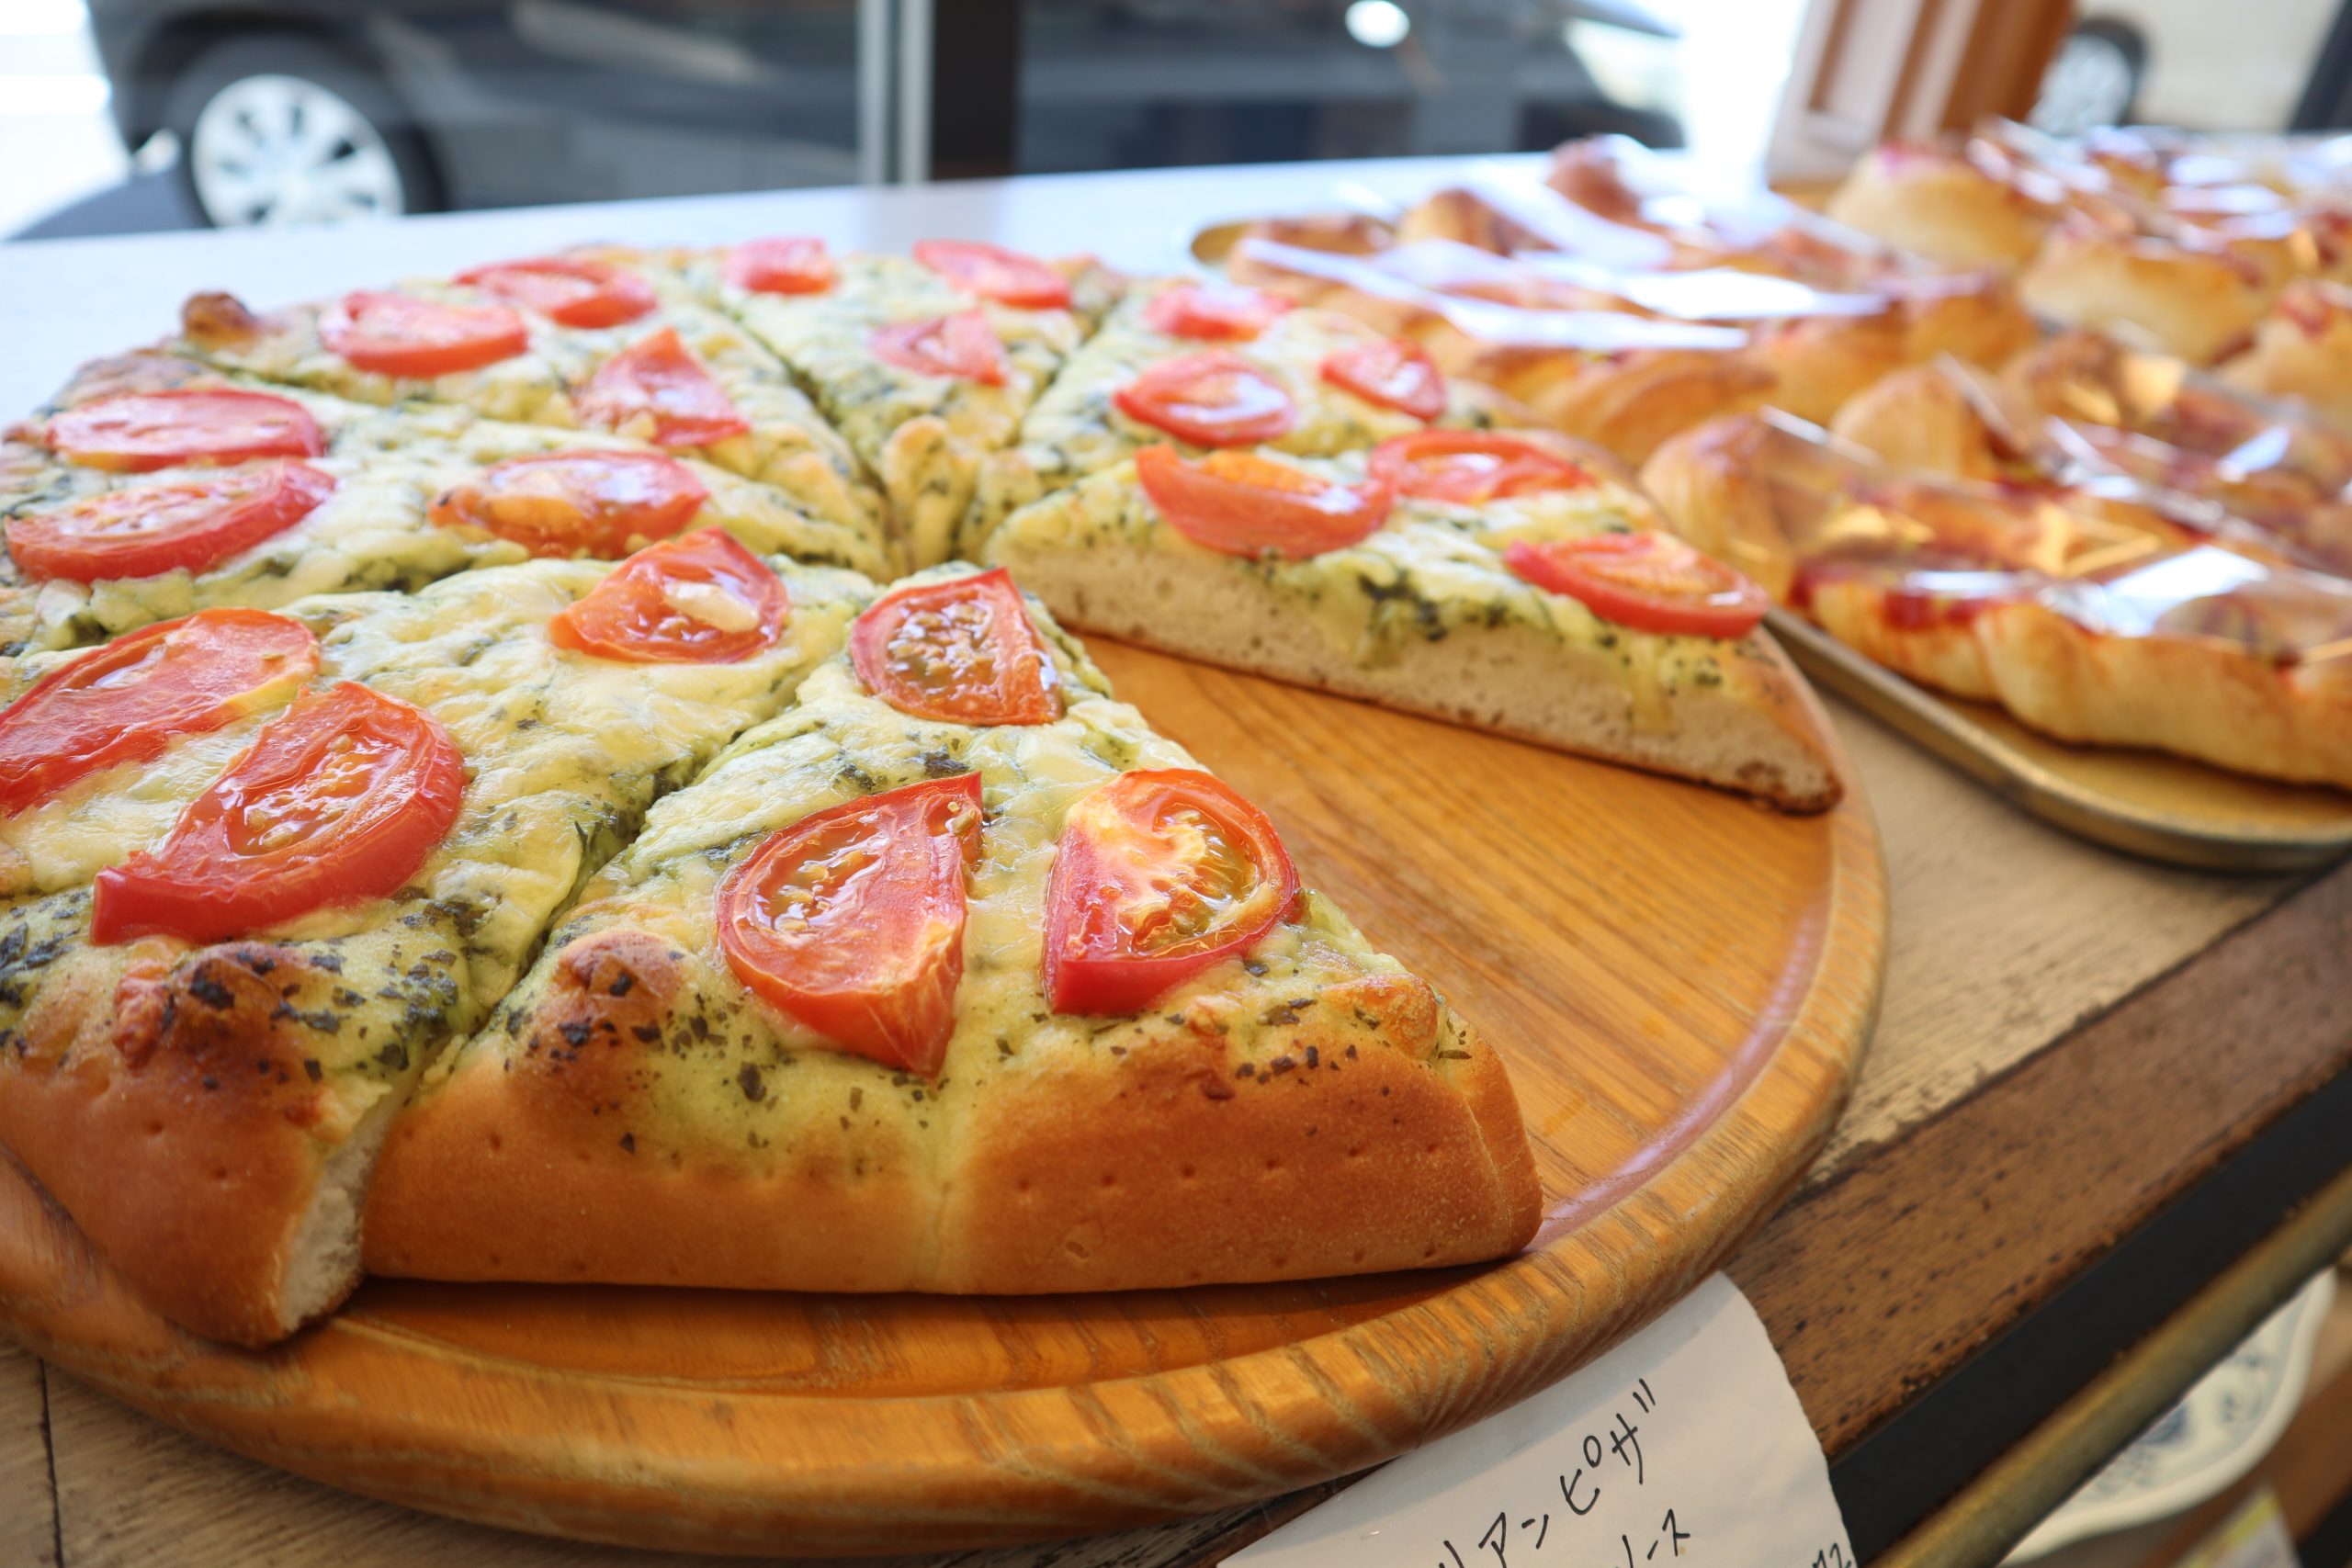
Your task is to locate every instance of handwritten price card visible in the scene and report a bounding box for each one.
[1229,1275,1852,1568]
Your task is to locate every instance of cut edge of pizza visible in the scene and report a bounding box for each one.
[0,543,873,1345]
[980,432,1844,813]
[360,561,1544,1296]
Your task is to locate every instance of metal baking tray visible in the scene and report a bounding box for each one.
[1770,613,2352,872]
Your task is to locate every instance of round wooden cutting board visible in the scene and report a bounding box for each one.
[0,640,1884,1557]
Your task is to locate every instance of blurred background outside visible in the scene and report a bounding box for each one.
[3,0,2350,243]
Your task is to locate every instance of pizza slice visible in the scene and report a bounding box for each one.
[0,352,893,660]
[0,540,872,1344]
[1641,412,2352,789]
[172,268,886,549]
[979,429,1840,810]
[363,562,1541,1294]
[966,276,1525,553]
[662,237,1119,570]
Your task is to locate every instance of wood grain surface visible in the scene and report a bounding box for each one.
[2,689,2335,1567]
[0,639,1885,1557]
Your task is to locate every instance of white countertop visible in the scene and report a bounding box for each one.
[0,154,1555,415]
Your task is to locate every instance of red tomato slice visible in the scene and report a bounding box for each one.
[428,450,709,558]
[1322,338,1447,421]
[1369,430,1596,504]
[91,682,465,945]
[1044,768,1298,1016]
[575,328,751,447]
[725,235,835,295]
[1135,446,1390,559]
[455,256,656,329]
[319,290,530,378]
[1113,352,1297,447]
[10,461,336,584]
[0,609,319,818]
[716,772,983,1075]
[1505,532,1771,639]
[912,239,1071,309]
[850,566,1057,726]
[547,529,786,663]
[1142,281,1293,341]
[866,311,1009,386]
[45,389,325,473]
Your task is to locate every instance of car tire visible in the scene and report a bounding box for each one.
[162,32,444,229]
[2031,18,2149,136]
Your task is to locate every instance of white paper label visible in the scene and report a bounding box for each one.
[1229,1275,1852,1568]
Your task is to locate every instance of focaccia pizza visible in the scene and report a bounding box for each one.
[982,430,1842,810]
[0,542,870,1344]
[173,266,886,542]
[363,564,1541,1292]
[0,353,892,660]
[966,276,1521,549]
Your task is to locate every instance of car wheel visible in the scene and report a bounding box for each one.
[163,33,443,229]
[2030,19,2148,136]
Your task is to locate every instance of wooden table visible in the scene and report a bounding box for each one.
[3,157,2348,1567]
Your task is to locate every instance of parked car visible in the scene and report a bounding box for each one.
[85,0,1687,229]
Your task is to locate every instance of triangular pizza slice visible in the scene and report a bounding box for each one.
[0,542,872,1344]
[651,237,1121,570]
[966,275,1519,555]
[363,563,1541,1293]
[172,265,886,548]
[980,430,1842,811]
[0,350,893,661]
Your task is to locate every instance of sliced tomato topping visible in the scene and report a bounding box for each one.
[46,389,325,473]
[867,311,1009,386]
[319,290,530,378]
[1505,532,1771,639]
[1136,446,1390,559]
[1045,768,1298,1016]
[455,255,656,329]
[10,461,336,584]
[575,328,751,447]
[548,530,786,663]
[1142,281,1293,341]
[1322,337,1447,421]
[1369,430,1596,504]
[0,609,318,818]
[429,450,709,558]
[912,239,1070,309]
[725,235,835,296]
[1113,351,1297,447]
[92,682,464,945]
[850,567,1057,726]
[716,772,983,1075]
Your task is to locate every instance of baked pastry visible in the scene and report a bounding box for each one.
[1641,412,2352,788]
[175,265,885,538]
[362,564,1542,1292]
[982,430,1842,810]
[0,545,871,1343]
[0,354,890,660]
[1826,143,2053,270]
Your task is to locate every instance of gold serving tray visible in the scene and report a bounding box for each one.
[1770,613,2352,871]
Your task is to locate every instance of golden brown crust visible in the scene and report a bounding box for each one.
[1827,363,2007,480]
[1826,145,2052,270]
[1973,600,2352,786]
[1637,413,1812,599]
[940,976,1541,1291]
[2218,280,2352,426]
[2018,220,2278,366]
[0,940,349,1346]
[1742,314,1908,425]
[365,941,1543,1292]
